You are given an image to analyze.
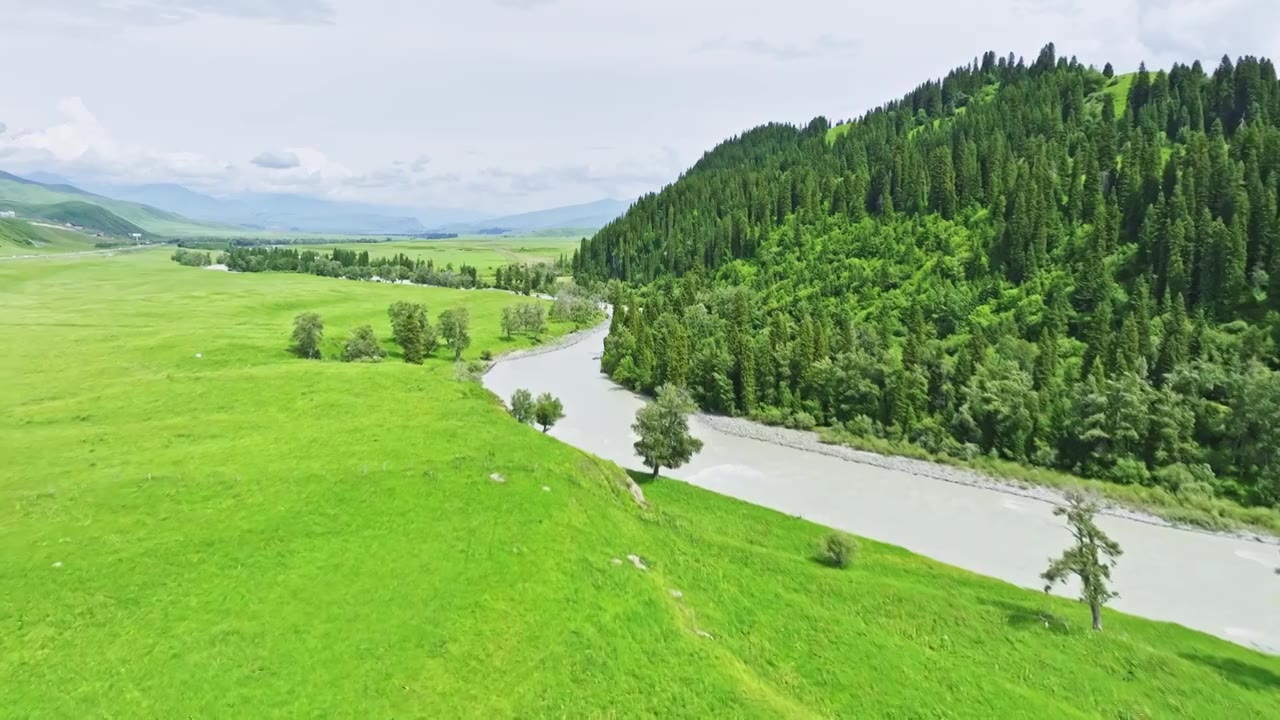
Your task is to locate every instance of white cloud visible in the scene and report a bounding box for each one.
[1135,0,1280,61]
[16,0,336,28]
[0,0,1277,213]
[489,0,559,9]
[694,34,860,63]
[251,150,302,170]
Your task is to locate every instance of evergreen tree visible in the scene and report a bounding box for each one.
[1042,492,1123,631]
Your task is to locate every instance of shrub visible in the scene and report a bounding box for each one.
[171,248,212,267]
[1153,463,1196,493]
[1104,457,1150,486]
[480,349,494,361]
[755,407,786,426]
[843,415,877,438]
[789,411,817,431]
[342,325,384,362]
[817,532,857,569]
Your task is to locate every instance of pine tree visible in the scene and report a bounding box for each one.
[1134,277,1155,368]
[1082,297,1113,379]
[1116,312,1142,375]
[667,320,692,388]
[1156,294,1190,383]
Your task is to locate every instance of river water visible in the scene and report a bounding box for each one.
[484,323,1280,653]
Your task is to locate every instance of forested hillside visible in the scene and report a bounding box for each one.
[574,45,1280,512]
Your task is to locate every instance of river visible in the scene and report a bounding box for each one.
[483,322,1280,654]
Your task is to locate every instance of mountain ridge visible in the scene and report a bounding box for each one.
[31,174,628,235]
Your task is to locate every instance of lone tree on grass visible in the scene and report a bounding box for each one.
[633,384,703,479]
[438,307,471,361]
[509,388,536,425]
[534,393,564,433]
[342,325,384,363]
[388,301,436,364]
[1041,491,1123,631]
[290,312,324,359]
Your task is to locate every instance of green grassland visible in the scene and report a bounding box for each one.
[25,200,148,237]
[318,235,580,280]
[2,251,1278,717]
[0,218,105,256]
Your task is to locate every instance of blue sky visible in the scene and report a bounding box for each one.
[0,0,1275,213]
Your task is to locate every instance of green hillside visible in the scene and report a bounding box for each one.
[575,47,1280,531]
[25,201,148,237]
[0,218,100,256]
[1,250,1276,717]
[1100,72,1137,116]
[0,172,241,238]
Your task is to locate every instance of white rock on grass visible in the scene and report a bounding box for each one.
[669,589,683,599]
[626,554,647,571]
[52,561,63,569]
[610,558,623,566]
[489,473,506,484]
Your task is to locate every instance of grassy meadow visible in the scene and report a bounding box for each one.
[2,250,1279,717]
[0,218,104,257]
[316,235,580,281]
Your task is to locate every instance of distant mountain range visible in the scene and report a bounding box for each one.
[19,171,630,237]
[437,198,632,235]
[0,171,240,238]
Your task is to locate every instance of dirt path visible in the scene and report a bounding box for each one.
[0,245,163,262]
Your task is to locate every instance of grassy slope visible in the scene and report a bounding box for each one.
[0,218,101,256]
[1101,73,1136,116]
[0,176,237,238]
[2,252,1278,718]
[27,201,147,237]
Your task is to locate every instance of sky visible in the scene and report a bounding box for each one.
[0,0,1277,214]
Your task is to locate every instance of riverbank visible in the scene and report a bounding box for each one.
[482,311,1280,653]
[522,318,1280,545]
[701,414,1280,544]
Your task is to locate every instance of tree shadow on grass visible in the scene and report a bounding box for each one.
[979,598,1074,636]
[1180,653,1280,692]
[626,468,659,486]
